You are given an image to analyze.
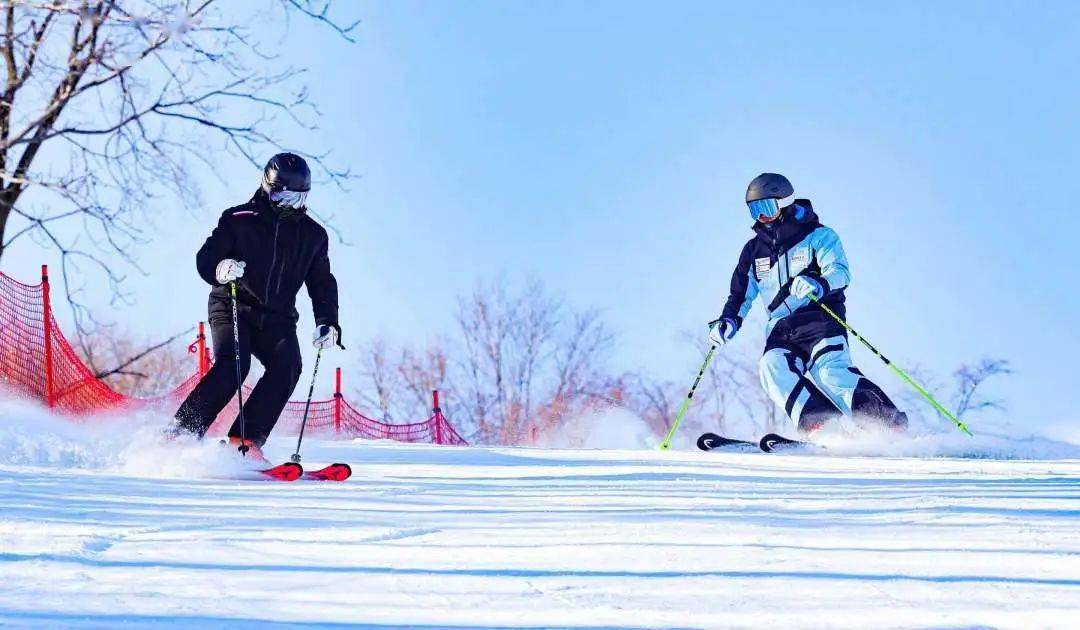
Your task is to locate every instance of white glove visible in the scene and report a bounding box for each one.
[215,259,246,284]
[790,275,824,300]
[708,317,738,346]
[313,323,341,350]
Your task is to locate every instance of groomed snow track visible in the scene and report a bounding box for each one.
[1,438,1077,628]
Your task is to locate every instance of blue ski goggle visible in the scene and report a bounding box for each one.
[747,197,783,222]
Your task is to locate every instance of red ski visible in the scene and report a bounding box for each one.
[259,462,303,481]
[303,463,352,482]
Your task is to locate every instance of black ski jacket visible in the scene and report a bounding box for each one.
[196,191,339,328]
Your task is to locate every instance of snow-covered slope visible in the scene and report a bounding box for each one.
[0,405,1078,628]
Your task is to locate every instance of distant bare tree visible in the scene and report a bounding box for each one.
[706,346,784,435]
[552,311,613,400]
[78,324,193,396]
[0,0,357,360]
[351,280,615,444]
[355,339,400,422]
[953,358,1012,421]
[451,280,614,444]
[453,280,518,442]
[895,363,943,419]
[880,357,1013,431]
[396,344,448,416]
[620,372,674,436]
[641,328,782,440]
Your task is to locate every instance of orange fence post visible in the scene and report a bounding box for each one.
[41,265,54,408]
[334,367,343,437]
[432,390,443,444]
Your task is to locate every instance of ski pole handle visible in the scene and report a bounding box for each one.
[659,345,717,450]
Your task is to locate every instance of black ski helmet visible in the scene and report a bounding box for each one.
[745,173,794,203]
[261,152,311,194]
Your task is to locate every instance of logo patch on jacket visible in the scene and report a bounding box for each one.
[790,248,810,271]
[754,257,772,281]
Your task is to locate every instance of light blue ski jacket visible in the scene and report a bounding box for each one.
[721,200,851,336]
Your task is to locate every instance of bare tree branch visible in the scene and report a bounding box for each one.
[351,279,617,445]
[94,325,193,379]
[0,0,358,348]
[77,322,195,396]
[953,358,1012,420]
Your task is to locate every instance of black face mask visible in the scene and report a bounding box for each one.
[257,189,303,218]
[273,204,298,219]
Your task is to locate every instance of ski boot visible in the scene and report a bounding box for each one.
[222,437,268,462]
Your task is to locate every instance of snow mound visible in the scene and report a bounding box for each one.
[814,428,1080,460]
[535,406,656,449]
[2,396,1077,471]
[0,399,246,478]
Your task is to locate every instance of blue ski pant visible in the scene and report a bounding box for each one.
[759,312,907,434]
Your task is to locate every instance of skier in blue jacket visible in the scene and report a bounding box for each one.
[709,173,907,435]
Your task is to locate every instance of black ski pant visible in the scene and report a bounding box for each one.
[174,311,302,446]
[760,310,907,434]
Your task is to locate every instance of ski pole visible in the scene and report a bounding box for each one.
[229,282,249,455]
[290,347,323,464]
[659,345,717,450]
[809,295,972,436]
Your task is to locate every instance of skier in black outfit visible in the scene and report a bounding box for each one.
[171,153,342,459]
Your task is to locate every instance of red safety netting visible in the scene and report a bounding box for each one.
[0,266,467,445]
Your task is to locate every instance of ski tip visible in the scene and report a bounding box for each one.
[697,433,721,451]
[696,432,759,452]
[304,463,352,482]
[260,462,303,481]
[758,433,810,453]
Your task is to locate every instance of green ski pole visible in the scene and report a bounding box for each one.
[809,295,972,436]
[659,345,717,450]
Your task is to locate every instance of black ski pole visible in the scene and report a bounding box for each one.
[229,282,249,456]
[291,347,323,464]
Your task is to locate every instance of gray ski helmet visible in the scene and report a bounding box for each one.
[745,173,794,203]
[261,152,311,194]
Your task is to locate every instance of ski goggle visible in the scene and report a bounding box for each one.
[269,189,308,209]
[747,197,783,222]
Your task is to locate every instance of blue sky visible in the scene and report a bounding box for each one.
[6,1,1078,429]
